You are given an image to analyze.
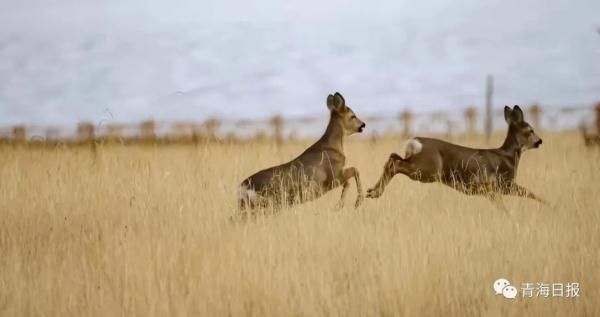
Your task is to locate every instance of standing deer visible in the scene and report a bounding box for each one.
[238,92,366,211]
[366,105,547,209]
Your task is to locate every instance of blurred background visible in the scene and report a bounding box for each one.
[0,0,599,141]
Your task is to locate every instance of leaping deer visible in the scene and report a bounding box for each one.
[366,105,547,210]
[238,92,366,211]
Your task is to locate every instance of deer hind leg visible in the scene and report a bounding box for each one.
[238,184,284,215]
[366,153,420,199]
[238,184,259,211]
[336,167,363,209]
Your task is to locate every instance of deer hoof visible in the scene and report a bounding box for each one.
[366,188,381,199]
[354,195,364,208]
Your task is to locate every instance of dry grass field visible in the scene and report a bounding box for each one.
[0,131,599,316]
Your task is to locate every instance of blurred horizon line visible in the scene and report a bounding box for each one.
[1,103,597,142]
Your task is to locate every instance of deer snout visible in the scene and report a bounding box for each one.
[534,139,543,148]
[358,123,366,133]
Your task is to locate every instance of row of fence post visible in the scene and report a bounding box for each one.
[3,104,600,145]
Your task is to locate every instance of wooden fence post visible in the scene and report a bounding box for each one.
[270,115,283,147]
[399,110,413,137]
[595,102,600,134]
[77,122,96,155]
[464,107,477,135]
[12,125,26,144]
[191,123,202,145]
[446,120,455,139]
[77,122,95,142]
[485,75,494,144]
[529,104,542,129]
[204,118,220,142]
[140,120,156,142]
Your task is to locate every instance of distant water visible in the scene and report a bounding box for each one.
[0,0,599,127]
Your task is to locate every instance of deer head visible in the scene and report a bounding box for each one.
[504,105,543,150]
[327,92,366,135]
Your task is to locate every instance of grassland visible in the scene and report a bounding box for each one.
[0,132,598,316]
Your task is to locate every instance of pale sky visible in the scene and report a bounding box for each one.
[0,0,598,127]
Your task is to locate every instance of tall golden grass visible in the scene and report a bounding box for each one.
[0,131,598,316]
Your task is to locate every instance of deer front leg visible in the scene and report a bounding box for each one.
[366,153,403,199]
[506,183,549,205]
[508,183,550,206]
[336,167,363,208]
[335,181,351,210]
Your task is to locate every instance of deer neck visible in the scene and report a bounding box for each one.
[314,113,345,154]
[499,126,522,165]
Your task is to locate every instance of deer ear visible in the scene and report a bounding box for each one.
[512,105,524,122]
[504,106,513,124]
[334,92,345,106]
[327,92,345,112]
[327,94,335,111]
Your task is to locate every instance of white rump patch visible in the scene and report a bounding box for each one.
[404,139,423,158]
[238,185,259,203]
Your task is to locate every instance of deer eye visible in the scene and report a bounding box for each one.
[351,115,357,119]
